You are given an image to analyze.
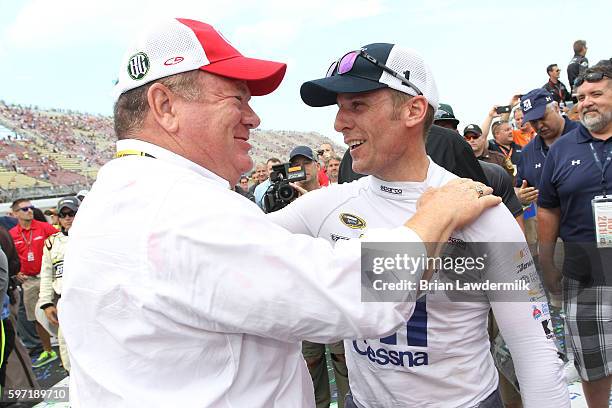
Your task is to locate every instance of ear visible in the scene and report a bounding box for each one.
[147,83,180,134]
[401,96,429,129]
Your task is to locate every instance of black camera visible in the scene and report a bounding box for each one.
[263,163,307,213]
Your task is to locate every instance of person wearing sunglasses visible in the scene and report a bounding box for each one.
[38,196,79,374]
[538,60,612,408]
[8,199,58,369]
[270,43,568,407]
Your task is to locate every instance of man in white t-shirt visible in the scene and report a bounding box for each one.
[269,43,569,407]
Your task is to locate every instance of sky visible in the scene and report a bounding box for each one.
[0,0,610,146]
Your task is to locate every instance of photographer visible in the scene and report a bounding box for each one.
[289,146,321,193]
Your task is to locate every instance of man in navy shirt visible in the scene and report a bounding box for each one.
[516,88,580,193]
[538,61,612,407]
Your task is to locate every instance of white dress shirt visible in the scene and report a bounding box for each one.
[60,139,428,407]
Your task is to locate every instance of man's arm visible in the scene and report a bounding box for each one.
[475,207,569,407]
[39,238,58,325]
[481,105,500,140]
[537,207,562,295]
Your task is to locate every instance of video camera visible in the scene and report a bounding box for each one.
[263,163,307,213]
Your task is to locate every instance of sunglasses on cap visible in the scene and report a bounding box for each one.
[573,71,610,88]
[58,210,77,218]
[464,133,481,141]
[17,206,35,212]
[325,49,423,97]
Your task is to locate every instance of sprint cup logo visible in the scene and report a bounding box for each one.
[339,213,366,229]
[128,52,150,80]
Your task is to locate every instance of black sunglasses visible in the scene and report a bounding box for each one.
[58,210,77,218]
[17,206,35,212]
[574,72,610,88]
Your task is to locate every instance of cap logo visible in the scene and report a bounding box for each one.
[164,56,184,66]
[127,52,150,80]
[522,99,532,111]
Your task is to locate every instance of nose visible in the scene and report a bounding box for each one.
[242,102,261,129]
[334,106,352,134]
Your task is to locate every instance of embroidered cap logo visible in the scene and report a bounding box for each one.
[128,52,150,80]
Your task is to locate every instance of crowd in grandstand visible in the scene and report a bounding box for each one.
[0,23,610,408]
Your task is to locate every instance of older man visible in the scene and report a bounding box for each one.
[538,60,612,408]
[269,43,568,407]
[59,19,498,407]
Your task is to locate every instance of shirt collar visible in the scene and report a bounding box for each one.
[116,139,230,188]
[574,124,599,144]
[368,157,435,201]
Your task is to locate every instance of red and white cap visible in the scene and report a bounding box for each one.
[113,18,287,99]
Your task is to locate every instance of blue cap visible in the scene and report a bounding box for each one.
[520,88,554,123]
[289,146,315,161]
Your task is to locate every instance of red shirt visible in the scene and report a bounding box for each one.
[9,220,58,276]
[318,168,329,187]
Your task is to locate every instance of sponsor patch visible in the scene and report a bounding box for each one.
[339,213,366,229]
[127,52,150,80]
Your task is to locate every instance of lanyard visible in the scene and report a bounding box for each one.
[549,81,563,102]
[498,144,513,160]
[116,150,156,159]
[20,229,33,249]
[589,142,611,197]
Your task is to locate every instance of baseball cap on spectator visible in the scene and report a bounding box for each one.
[463,124,483,137]
[434,103,460,127]
[57,196,80,212]
[289,146,316,161]
[300,43,439,109]
[113,18,287,99]
[520,88,554,123]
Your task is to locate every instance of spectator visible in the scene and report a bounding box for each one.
[516,88,579,193]
[317,143,334,187]
[433,103,459,132]
[254,157,282,209]
[538,61,611,408]
[326,155,341,184]
[567,40,589,94]
[488,121,522,174]
[38,196,80,372]
[249,162,268,195]
[511,108,536,147]
[543,64,572,106]
[8,199,58,368]
[463,123,513,177]
[289,146,320,192]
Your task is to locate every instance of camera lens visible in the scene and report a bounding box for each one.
[279,185,295,201]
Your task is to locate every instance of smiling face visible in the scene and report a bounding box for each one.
[577,79,612,135]
[334,89,411,179]
[173,72,261,185]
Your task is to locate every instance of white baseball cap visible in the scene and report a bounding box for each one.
[114,18,287,100]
